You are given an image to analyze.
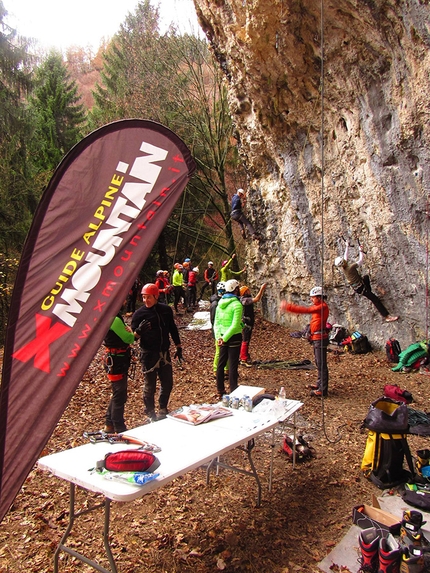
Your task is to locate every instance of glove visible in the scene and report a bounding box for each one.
[174,347,183,363]
[135,319,151,336]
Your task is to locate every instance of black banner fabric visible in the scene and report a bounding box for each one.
[0,119,195,522]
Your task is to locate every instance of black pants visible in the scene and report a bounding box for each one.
[106,374,128,433]
[355,275,389,317]
[313,338,329,396]
[216,333,242,395]
[141,352,173,414]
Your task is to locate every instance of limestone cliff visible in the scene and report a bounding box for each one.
[194,0,430,347]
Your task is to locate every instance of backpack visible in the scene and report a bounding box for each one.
[361,430,414,489]
[350,331,372,354]
[386,338,401,363]
[383,384,413,404]
[282,435,315,462]
[329,324,348,345]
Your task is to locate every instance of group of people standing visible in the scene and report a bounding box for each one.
[101,252,269,429]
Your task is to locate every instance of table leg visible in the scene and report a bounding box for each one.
[206,439,262,507]
[53,482,118,573]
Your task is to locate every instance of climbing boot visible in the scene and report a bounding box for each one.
[358,527,380,573]
[400,546,426,573]
[399,511,429,551]
[379,534,401,573]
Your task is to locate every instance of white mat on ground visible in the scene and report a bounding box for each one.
[318,494,430,573]
[186,311,211,330]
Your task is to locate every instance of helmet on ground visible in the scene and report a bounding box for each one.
[208,261,213,266]
[240,286,250,296]
[237,188,245,196]
[334,256,344,267]
[217,282,226,295]
[141,283,159,297]
[225,279,240,293]
[309,286,323,297]
[193,267,199,272]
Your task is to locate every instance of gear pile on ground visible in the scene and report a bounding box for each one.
[1,313,430,573]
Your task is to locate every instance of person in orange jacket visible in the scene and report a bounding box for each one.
[280,286,330,397]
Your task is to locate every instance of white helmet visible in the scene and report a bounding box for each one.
[193,267,199,272]
[334,256,344,267]
[225,279,240,293]
[237,188,245,196]
[310,286,323,297]
[217,281,226,294]
[208,261,213,265]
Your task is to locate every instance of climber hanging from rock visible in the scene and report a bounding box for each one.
[334,237,398,323]
[230,188,260,240]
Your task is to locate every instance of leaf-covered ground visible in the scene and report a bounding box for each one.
[1,309,429,573]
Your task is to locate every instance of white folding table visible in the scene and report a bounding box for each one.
[38,399,302,573]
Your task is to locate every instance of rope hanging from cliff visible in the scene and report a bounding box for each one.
[315,0,343,445]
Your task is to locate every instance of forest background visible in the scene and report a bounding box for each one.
[0,0,247,344]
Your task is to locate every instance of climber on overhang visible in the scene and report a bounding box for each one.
[334,238,398,323]
[230,188,260,240]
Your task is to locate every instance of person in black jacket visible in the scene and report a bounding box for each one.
[131,283,183,422]
[103,303,138,432]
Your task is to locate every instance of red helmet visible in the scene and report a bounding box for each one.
[141,283,159,297]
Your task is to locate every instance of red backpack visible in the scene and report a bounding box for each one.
[385,338,401,363]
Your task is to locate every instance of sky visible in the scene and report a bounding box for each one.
[4,0,201,52]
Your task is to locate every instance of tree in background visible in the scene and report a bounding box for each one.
[90,0,246,273]
[0,2,37,342]
[28,51,87,175]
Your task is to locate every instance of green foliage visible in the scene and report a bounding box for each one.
[89,0,246,271]
[28,50,87,172]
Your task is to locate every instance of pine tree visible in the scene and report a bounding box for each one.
[28,51,87,172]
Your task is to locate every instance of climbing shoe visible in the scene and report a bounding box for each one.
[358,527,380,573]
[310,389,327,397]
[379,534,401,573]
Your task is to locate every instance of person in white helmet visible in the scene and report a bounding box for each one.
[280,287,330,397]
[213,279,243,398]
[335,239,398,323]
[230,188,259,240]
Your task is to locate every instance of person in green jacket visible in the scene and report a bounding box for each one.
[172,263,185,313]
[219,253,247,283]
[214,279,243,397]
[103,302,138,433]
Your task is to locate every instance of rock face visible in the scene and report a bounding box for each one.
[194,0,430,347]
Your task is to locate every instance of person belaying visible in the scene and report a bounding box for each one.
[230,188,260,240]
[198,261,218,301]
[280,286,330,397]
[155,270,169,304]
[335,239,398,323]
[219,253,247,283]
[210,281,229,380]
[214,279,243,398]
[172,263,185,314]
[239,283,267,366]
[187,267,199,309]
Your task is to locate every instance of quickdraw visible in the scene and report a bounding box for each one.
[83,430,161,452]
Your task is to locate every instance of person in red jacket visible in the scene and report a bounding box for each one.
[280,286,330,397]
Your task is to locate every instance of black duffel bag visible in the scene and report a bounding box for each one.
[363,396,409,434]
